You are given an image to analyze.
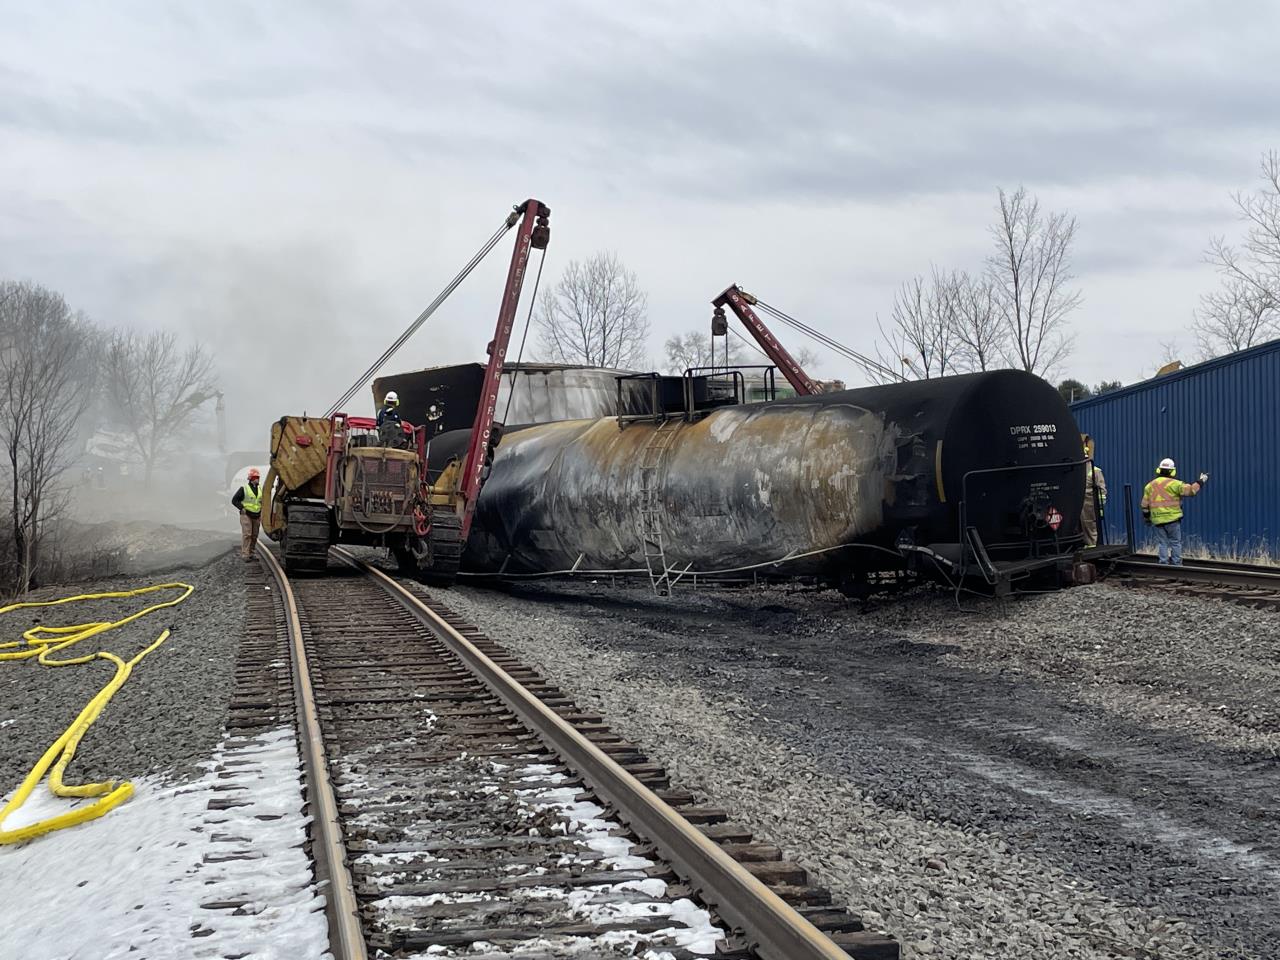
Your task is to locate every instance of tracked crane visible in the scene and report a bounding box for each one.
[262,199,551,582]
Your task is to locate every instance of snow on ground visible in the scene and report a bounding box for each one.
[0,728,329,960]
[348,751,725,958]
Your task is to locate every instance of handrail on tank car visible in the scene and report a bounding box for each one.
[615,366,781,429]
[684,367,744,409]
[957,456,1089,584]
[682,367,746,415]
[615,372,665,427]
[683,365,780,407]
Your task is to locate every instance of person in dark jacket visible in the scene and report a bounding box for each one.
[232,468,264,561]
[376,391,401,426]
[376,391,404,447]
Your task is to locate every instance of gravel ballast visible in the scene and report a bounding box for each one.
[1,550,249,792]
[433,578,1279,960]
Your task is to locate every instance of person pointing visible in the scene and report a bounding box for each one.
[1140,458,1209,566]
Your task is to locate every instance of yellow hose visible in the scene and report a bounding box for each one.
[0,582,194,844]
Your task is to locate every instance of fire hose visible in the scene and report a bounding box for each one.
[0,581,194,844]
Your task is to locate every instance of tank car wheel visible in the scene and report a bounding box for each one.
[834,571,873,601]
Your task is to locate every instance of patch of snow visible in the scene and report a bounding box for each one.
[379,892,487,911]
[0,727,329,960]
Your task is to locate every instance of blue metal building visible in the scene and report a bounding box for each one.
[1071,338,1280,555]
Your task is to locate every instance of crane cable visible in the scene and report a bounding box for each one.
[501,245,549,426]
[325,212,521,418]
[753,298,905,383]
[0,581,194,844]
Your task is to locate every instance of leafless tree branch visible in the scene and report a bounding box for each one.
[0,281,96,594]
[102,329,219,488]
[986,186,1080,378]
[663,331,745,374]
[1200,150,1280,357]
[950,273,1006,371]
[534,252,650,369]
[875,269,966,379]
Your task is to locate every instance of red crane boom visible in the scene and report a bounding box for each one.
[457,199,551,538]
[711,284,818,396]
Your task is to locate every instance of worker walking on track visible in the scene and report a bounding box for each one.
[232,468,264,562]
[1141,458,1209,566]
[1081,434,1107,548]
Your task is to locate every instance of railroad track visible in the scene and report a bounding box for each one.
[1107,555,1280,611]
[253,543,898,960]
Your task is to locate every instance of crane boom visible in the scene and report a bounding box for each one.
[457,199,551,539]
[712,284,818,396]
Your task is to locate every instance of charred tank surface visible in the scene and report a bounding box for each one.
[427,370,1085,583]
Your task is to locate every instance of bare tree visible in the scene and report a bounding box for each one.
[1199,153,1280,356]
[875,269,962,379]
[534,252,650,368]
[663,331,746,374]
[1195,279,1276,357]
[987,186,1081,377]
[665,327,821,376]
[0,281,96,594]
[950,272,1005,371]
[103,330,219,488]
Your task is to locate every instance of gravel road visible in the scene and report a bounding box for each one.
[1,551,248,793]
[434,577,1279,960]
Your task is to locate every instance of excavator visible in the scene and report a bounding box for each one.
[261,198,551,581]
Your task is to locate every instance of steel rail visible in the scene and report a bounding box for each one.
[333,547,851,960]
[257,544,368,960]
[1112,555,1280,589]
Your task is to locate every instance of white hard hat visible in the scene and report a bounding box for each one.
[385,391,399,404]
[1159,457,1176,471]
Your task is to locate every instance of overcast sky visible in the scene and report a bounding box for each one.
[2,1,1276,448]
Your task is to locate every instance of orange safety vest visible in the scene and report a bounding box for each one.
[1141,475,1193,525]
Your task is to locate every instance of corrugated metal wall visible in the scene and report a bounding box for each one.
[1071,339,1280,555]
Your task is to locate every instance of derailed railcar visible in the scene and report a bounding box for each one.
[423,369,1086,591]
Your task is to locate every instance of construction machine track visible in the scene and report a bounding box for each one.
[282,502,332,574]
[422,509,463,586]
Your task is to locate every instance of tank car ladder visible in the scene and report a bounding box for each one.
[637,420,680,595]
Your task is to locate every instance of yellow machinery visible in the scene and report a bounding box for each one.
[263,199,550,580]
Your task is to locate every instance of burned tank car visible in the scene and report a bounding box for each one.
[427,369,1085,582]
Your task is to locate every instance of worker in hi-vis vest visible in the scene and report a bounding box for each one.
[232,468,264,562]
[1080,434,1107,548]
[1140,458,1209,566]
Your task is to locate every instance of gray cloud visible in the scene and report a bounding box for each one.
[0,69,220,146]
[0,0,1273,396]
[461,4,1277,201]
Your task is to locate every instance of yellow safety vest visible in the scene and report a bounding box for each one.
[241,482,262,515]
[1141,476,1189,525]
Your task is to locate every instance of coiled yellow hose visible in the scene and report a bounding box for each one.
[0,582,194,844]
